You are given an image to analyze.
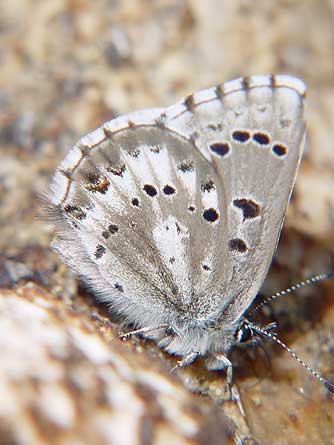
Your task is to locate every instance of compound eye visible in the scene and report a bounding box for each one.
[235,324,253,343]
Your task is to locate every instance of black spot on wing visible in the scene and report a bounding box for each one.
[163,185,176,195]
[108,224,119,234]
[95,244,106,259]
[143,184,158,197]
[85,172,110,194]
[228,238,247,253]
[106,162,126,177]
[102,223,119,239]
[203,208,219,223]
[64,204,87,220]
[252,132,270,145]
[131,197,140,207]
[233,198,260,220]
[272,144,288,157]
[209,143,230,157]
[102,230,110,239]
[178,160,194,173]
[201,179,215,193]
[127,147,140,158]
[114,283,124,292]
[232,130,250,143]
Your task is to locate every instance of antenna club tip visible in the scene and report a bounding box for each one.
[324,380,334,394]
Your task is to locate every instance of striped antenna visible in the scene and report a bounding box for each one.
[248,273,332,316]
[245,323,334,393]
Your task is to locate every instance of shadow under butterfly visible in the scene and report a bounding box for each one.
[46,74,333,395]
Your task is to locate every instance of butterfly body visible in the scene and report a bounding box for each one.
[48,74,306,372]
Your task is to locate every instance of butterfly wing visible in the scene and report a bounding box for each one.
[162,75,306,322]
[48,75,306,331]
[48,108,229,327]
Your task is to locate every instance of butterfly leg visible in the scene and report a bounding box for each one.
[170,350,200,373]
[213,353,234,401]
[119,324,168,340]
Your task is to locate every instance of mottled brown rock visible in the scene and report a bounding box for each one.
[0,285,233,445]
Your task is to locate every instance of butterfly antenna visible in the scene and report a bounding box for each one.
[246,323,334,393]
[249,272,332,316]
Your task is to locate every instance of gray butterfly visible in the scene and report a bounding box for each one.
[48,74,320,389]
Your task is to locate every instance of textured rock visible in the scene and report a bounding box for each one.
[0,285,233,445]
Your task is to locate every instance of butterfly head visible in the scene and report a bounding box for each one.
[234,321,253,344]
[233,319,277,347]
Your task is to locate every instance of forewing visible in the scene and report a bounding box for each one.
[162,75,306,322]
[48,108,229,326]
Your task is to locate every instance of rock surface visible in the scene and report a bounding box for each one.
[0,285,234,445]
[0,1,333,444]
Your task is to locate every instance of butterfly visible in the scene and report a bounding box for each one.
[47,74,333,393]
